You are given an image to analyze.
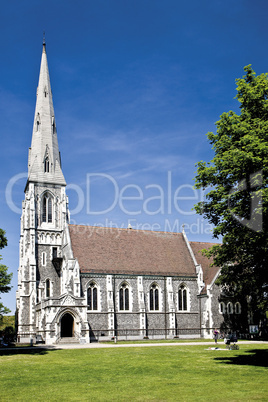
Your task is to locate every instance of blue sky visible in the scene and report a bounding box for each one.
[1,0,268,312]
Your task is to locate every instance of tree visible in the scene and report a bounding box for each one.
[0,228,12,322]
[194,65,268,324]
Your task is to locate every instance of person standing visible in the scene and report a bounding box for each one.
[213,328,219,344]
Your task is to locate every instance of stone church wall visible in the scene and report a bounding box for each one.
[116,313,140,330]
[37,244,61,297]
[210,283,224,329]
[81,274,202,338]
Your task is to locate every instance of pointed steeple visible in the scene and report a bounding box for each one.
[27,41,66,186]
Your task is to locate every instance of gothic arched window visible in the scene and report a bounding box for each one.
[42,194,53,223]
[87,282,98,310]
[149,283,159,311]
[119,283,129,311]
[234,302,241,314]
[219,302,225,314]
[178,284,188,311]
[227,302,233,314]
[44,156,50,173]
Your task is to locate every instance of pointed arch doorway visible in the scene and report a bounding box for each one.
[60,313,74,338]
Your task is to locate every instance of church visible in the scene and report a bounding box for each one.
[16,42,241,344]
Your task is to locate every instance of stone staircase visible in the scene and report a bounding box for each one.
[57,337,80,344]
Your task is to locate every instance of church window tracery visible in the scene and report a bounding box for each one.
[149,283,159,311]
[42,194,53,223]
[119,283,129,311]
[178,284,188,311]
[87,282,98,310]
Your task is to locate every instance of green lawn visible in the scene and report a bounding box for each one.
[101,338,214,344]
[0,344,267,401]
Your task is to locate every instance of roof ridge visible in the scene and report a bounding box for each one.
[190,240,219,245]
[68,224,182,236]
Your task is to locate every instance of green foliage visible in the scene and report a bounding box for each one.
[0,263,12,295]
[1,325,16,343]
[0,345,267,400]
[0,229,12,321]
[0,228,7,249]
[0,315,15,331]
[194,66,268,318]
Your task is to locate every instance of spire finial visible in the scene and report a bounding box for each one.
[42,32,46,53]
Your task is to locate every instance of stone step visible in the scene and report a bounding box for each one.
[57,337,79,344]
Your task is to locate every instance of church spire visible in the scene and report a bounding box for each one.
[27,41,66,187]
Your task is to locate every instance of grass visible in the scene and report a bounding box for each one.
[0,344,267,401]
[101,338,214,344]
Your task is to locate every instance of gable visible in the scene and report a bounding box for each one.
[189,241,220,288]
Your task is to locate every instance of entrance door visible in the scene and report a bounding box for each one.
[61,313,74,337]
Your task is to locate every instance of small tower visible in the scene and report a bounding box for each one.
[16,41,71,343]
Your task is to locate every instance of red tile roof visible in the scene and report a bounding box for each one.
[68,225,197,277]
[189,241,220,289]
